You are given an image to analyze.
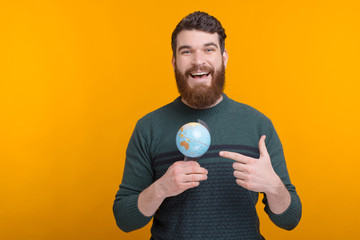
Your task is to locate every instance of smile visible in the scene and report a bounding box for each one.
[189,72,210,79]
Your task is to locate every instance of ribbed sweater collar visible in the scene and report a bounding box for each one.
[173,93,230,118]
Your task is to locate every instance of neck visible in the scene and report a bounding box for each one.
[181,94,224,109]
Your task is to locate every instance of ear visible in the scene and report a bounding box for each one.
[171,55,176,70]
[223,49,229,69]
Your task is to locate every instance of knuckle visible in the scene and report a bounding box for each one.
[192,166,199,172]
[173,161,182,167]
[233,162,240,170]
[173,175,182,184]
[173,168,180,176]
[189,161,197,167]
[192,175,199,181]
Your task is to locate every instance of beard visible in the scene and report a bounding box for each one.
[175,63,225,109]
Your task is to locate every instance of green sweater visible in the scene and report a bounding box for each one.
[113,94,302,239]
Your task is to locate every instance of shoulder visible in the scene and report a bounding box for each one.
[133,98,180,136]
[137,101,175,124]
[227,97,272,124]
[227,97,281,147]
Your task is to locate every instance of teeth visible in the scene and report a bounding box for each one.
[192,72,208,76]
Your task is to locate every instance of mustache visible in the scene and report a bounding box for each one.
[185,65,214,76]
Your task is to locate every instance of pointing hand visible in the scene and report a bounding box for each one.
[219,135,282,194]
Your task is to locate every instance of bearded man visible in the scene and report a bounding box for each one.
[113,11,302,240]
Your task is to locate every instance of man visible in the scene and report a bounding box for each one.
[113,11,302,239]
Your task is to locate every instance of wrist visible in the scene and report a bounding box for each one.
[265,175,284,196]
[154,178,168,200]
[138,180,167,217]
[264,176,291,214]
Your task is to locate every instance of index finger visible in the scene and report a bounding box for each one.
[219,151,250,164]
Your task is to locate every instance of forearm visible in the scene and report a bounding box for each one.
[263,180,302,230]
[138,180,166,217]
[260,120,302,229]
[264,176,291,214]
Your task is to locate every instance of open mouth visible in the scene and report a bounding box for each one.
[189,72,210,79]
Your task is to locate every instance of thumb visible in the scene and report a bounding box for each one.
[258,135,269,158]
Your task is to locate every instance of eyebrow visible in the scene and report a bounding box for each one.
[204,42,219,48]
[178,45,192,52]
[177,42,219,52]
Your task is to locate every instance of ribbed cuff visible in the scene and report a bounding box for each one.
[266,191,302,230]
[115,194,153,232]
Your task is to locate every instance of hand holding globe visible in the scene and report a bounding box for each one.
[144,120,210,203]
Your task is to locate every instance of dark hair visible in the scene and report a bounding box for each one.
[171,11,227,57]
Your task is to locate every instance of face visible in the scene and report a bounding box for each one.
[172,30,228,108]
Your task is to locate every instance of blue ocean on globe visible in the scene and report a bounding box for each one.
[176,122,211,158]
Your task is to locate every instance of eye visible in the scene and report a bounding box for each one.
[205,48,215,52]
[180,50,191,55]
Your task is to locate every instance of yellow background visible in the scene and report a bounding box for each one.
[1,0,359,239]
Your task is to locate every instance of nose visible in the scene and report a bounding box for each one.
[192,50,205,66]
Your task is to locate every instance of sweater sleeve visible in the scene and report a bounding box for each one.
[113,122,154,232]
[261,120,302,230]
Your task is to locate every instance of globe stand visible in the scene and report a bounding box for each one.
[184,156,199,161]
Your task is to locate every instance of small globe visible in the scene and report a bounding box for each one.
[176,122,211,158]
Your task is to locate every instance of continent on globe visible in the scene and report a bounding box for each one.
[176,122,211,158]
[180,141,189,150]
